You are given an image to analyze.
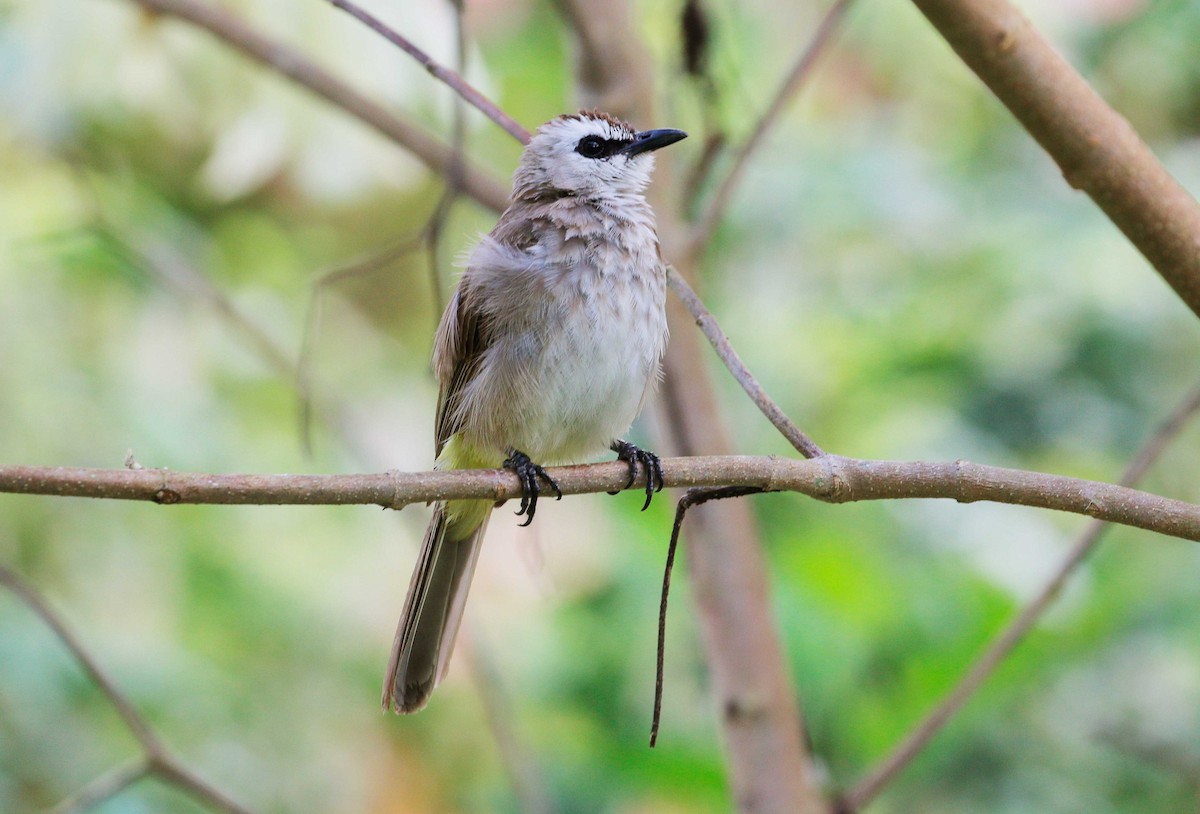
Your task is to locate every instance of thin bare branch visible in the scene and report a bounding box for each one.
[666,267,824,458]
[117,0,510,212]
[424,0,470,317]
[98,220,297,382]
[910,0,1200,319]
[150,754,258,814]
[48,759,153,814]
[323,0,531,144]
[843,379,1200,810]
[2,457,1199,543]
[64,165,297,385]
[0,567,165,752]
[79,194,366,461]
[688,0,855,255]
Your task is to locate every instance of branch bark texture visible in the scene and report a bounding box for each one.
[911,0,1200,318]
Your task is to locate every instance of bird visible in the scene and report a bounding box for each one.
[383,110,687,713]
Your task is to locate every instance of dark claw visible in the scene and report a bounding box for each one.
[609,440,665,511]
[503,450,561,527]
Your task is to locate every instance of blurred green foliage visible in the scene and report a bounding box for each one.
[3,0,1200,812]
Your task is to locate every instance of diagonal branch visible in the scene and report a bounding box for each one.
[323,0,531,144]
[666,267,824,458]
[150,756,259,814]
[0,567,256,814]
[842,378,1200,810]
[85,207,296,383]
[115,0,510,212]
[0,568,165,752]
[910,0,1200,319]
[463,642,556,814]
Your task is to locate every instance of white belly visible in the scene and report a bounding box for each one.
[462,263,667,464]
[529,278,665,461]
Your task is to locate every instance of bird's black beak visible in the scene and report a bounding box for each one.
[621,128,688,157]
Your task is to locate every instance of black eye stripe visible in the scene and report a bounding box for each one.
[575,136,631,159]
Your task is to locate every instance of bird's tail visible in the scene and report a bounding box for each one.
[383,499,491,713]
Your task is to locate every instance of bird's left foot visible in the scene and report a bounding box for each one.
[609,439,664,511]
[503,450,562,527]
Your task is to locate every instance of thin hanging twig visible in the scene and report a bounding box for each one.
[651,485,767,746]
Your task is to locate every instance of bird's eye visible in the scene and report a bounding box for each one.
[575,136,607,159]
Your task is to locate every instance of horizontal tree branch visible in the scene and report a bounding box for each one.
[2,456,1197,542]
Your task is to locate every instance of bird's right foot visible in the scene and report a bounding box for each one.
[503,450,562,527]
[609,439,664,511]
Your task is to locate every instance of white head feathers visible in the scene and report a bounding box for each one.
[511,111,686,201]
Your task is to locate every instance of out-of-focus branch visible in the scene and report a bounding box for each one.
[910,0,1200,319]
[842,379,1200,810]
[0,569,163,750]
[551,0,657,118]
[425,0,471,317]
[295,235,426,455]
[0,567,256,814]
[3,457,1200,542]
[94,218,296,383]
[666,268,824,458]
[530,3,822,809]
[323,0,531,144]
[463,640,556,814]
[687,0,855,257]
[118,0,510,212]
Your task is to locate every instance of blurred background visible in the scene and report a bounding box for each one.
[3,0,1200,811]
